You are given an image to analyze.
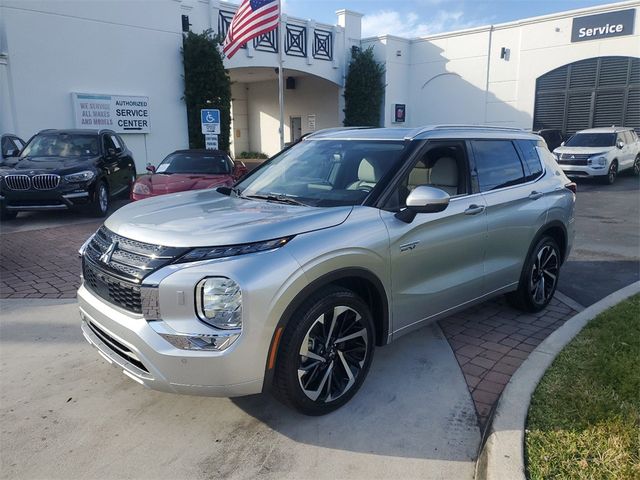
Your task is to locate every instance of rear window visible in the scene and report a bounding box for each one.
[517,140,544,180]
[471,140,525,192]
[20,133,100,158]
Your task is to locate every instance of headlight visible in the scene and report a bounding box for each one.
[132,182,151,195]
[65,170,95,182]
[177,236,293,263]
[196,277,242,329]
[589,156,607,166]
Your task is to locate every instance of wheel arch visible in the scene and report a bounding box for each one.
[263,267,390,390]
[531,220,569,264]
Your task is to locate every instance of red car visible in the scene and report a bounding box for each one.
[131,149,247,201]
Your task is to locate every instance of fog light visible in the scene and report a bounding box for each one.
[196,277,242,329]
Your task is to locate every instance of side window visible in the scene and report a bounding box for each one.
[517,140,544,181]
[103,135,116,153]
[384,141,468,211]
[1,137,13,157]
[623,131,633,144]
[471,140,525,192]
[110,135,122,152]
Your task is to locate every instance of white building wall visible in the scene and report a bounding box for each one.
[246,76,339,155]
[365,1,640,131]
[0,0,189,171]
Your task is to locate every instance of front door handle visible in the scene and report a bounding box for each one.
[529,191,544,200]
[464,204,485,215]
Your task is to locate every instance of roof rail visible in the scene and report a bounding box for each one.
[407,124,526,140]
[38,129,57,134]
[305,126,373,138]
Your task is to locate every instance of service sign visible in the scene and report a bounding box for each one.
[72,93,150,133]
[571,9,635,42]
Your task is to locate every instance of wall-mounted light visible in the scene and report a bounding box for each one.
[351,45,361,57]
[396,50,402,57]
[181,15,191,33]
[500,47,510,61]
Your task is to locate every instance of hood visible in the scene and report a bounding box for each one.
[11,156,98,173]
[138,173,233,195]
[105,189,353,247]
[553,146,613,156]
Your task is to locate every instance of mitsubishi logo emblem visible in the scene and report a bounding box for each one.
[100,241,118,264]
[571,155,575,159]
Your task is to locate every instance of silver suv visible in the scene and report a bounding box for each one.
[78,126,576,415]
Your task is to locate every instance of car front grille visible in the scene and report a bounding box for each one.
[83,260,143,313]
[3,174,61,190]
[84,226,188,282]
[558,153,590,166]
[4,175,31,190]
[82,226,188,314]
[32,174,60,190]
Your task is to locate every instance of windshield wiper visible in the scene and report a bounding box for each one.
[245,193,307,206]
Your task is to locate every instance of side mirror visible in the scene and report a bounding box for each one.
[560,141,565,147]
[146,163,156,173]
[617,140,624,149]
[395,186,450,223]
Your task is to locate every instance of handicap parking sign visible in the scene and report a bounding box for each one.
[201,109,220,134]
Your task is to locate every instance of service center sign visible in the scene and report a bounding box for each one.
[571,9,635,42]
[72,93,150,133]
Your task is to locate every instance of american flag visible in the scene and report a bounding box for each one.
[223,0,280,59]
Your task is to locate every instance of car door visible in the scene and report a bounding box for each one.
[621,132,635,169]
[379,140,488,335]
[111,134,134,190]
[101,134,122,194]
[472,139,551,294]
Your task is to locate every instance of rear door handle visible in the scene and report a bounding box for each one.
[529,191,544,200]
[464,204,485,215]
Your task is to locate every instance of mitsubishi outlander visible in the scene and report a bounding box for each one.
[78,125,576,415]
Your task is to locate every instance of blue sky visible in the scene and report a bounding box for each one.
[271,0,620,37]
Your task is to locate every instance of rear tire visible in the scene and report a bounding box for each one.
[632,155,640,177]
[89,181,109,217]
[273,286,375,415]
[507,236,561,312]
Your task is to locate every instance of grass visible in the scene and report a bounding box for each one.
[525,294,640,480]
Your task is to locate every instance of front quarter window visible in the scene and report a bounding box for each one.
[234,139,407,207]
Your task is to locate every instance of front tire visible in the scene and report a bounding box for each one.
[90,181,109,217]
[602,161,618,184]
[508,236,561,312]
[632,155,640,177]
[273,286,375,415]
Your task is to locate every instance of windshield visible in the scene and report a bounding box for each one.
[20,133,100,158]
[234,139,407,207]
[156,152,232,175]
[564,133,616,148]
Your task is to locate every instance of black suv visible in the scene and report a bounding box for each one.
[0,129,136,220]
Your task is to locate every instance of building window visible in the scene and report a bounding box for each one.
[254,28,278,53]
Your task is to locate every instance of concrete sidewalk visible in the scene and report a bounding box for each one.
[0,299,480,480]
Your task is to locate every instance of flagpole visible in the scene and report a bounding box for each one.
[278,10,285,150]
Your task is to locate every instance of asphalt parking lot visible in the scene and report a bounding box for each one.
[0,173,638,479]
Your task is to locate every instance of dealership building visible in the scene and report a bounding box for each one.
[1,1,638,171]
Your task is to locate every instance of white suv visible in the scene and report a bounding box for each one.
[553,127,640,184]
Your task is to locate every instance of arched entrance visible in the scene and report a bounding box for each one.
[533,56,639,136]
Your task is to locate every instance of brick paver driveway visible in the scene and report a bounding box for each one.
[0,221,101,299]
[0,220,578,428]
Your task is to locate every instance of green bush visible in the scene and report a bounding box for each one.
[343,46,385,127]
[237,151,269,159]
[182,31,231,152]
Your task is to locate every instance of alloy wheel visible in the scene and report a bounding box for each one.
[99,184,108,213]
[608,162,617,184]
[297,305,368,403]
[529,245,559,305]
[634,156,640,176]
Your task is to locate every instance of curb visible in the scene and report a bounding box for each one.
[475,281,640,480]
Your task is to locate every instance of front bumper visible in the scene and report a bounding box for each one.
[1,187,93,211]
[559,163,608,178]
[78,284,264,396]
